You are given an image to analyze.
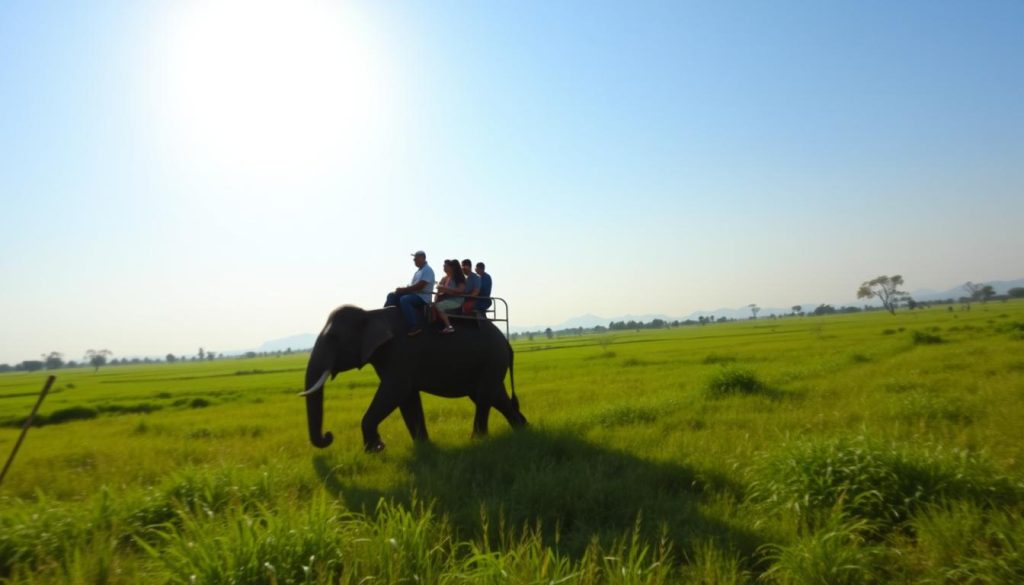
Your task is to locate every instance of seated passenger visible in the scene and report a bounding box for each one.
[434,260,466,334]
[384,250,435,336]
[474,261,493,312]
[461,258,482,314]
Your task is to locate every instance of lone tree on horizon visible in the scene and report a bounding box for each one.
[85,349,113,372]
[857,275,908,315]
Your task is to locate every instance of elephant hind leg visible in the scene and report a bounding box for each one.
[399,393,429,442]
[472,396,490,437]
[491,383,528,429]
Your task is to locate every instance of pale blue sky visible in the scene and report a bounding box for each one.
[2,1,1022,364]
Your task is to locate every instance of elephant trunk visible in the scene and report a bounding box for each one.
[304,362,334,448]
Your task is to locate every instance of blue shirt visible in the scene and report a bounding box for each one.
[464,272,481,297]
[476,272,493,310]
[411,264,435,303]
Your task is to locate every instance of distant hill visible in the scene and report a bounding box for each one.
[909,278,1024,302]
[258,333,316,353]
[524,277,1024,332]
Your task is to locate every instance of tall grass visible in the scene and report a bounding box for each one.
[2,300,1023,582]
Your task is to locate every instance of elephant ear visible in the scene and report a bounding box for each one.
[361,311,393,365]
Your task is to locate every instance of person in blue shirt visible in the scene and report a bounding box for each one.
[461,259,481,301]
[384,250,436,335]
[474,261,493,312]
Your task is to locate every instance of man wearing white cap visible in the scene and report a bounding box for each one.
[384,250,436,335]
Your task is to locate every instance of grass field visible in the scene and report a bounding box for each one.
[2,302,1023,583]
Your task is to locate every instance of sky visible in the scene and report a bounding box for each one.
[1,0,1023,364]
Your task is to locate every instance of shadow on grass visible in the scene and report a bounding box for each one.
[313,429,760,558]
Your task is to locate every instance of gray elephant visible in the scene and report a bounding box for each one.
[300,305,528,451]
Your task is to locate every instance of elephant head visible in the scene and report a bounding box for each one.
[301,306,393,448]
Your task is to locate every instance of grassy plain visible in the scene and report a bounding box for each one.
[1,302,1023,583]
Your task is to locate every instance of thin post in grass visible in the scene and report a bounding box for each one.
[0,375,56,487]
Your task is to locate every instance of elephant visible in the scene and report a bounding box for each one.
[300,305,528,451]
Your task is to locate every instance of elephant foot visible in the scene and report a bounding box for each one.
[364,439,386,453]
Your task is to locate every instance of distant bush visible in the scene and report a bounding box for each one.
[622,357,655,367]
[911,504,1024,583]
[912,330,944,345]
[592,405,659,427]
[995,321,1024,340]
[746,435,1021,530]
[762,515,890,585]
[44,406,99,425]
[189,398,211,409]
[896,392,975,426]
[881,329,897,335]
[849,353,871,364]
[99,403,160,415]
[702,353,738,365]
[705,367,767,398]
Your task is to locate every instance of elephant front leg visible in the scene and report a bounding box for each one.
[399,393,429,442]
[361,383,405,453]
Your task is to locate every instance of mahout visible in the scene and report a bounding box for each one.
[300,305,527,452]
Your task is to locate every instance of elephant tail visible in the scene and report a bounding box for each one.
[508,343,519,409]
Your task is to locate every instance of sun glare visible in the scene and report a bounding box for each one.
[154,0,389,179]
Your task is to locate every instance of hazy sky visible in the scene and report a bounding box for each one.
[2,1,1022,364]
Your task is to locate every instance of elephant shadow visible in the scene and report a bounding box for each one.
[313,429,760,557]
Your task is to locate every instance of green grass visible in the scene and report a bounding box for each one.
[1,301,1023,583]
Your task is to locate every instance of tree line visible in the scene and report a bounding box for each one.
[509,278,1022,341]
[0,346,306,373]
[4,278,1020,368]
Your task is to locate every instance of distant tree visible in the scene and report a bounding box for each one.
[43,351,64,370]
[813,304,836,316]
[907,298,918,310]
[857,275,908,315]
[979,285,996,303]
[21,360,44,372]
[198,347,205,361]
[1009,287,1024,299]
[527,332,534,342]
[207,352,216,361]
[166,353,177,363]
[748,304,760,319]
[544,328,554,340]
[0,364,11,373]
[962,282,983,308]
[85,349,113,372]
[792,305,802,315]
